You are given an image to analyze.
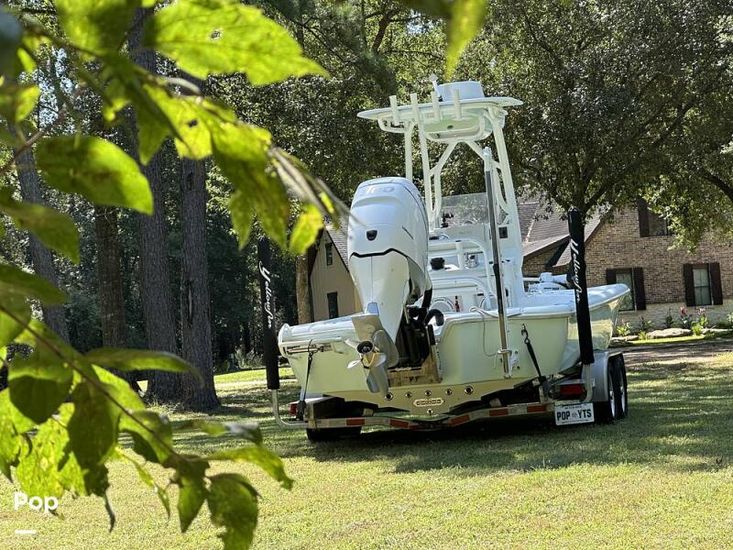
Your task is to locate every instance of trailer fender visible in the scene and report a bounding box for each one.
[589,350,623,402]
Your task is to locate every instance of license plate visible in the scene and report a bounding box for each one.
[554,403,594,425]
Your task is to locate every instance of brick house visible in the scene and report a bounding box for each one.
[306,200,733,328]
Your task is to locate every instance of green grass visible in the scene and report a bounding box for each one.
[214,366,295,385]
[613,331,733,347]
[3,352,733,549]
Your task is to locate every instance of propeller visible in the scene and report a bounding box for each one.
[346,310,398,395]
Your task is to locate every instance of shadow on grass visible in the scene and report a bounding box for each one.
[173,358,733,475]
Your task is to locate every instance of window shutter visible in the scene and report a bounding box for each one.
[637,199,650,237]
[683,264,695,306]
[605,269,617,284]
[710,262,723,305]
[632,267,646,310]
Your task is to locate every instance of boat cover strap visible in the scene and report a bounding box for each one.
[521,324,549,397]
[296,344,316,420]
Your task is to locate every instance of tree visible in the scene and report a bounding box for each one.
[179,126,219,411]
[8,124,70,341]
[465,0,731,229]
[645,82,733,246]
[94,205,141,391]
[129,7,182,403]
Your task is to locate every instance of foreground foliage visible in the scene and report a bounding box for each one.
[0,0,485,547]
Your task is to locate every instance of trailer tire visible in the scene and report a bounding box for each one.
[306,426,362,442]
[615,356,628,419]
[594,363,619,423]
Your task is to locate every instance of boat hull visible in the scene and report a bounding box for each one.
[279,285,627,415]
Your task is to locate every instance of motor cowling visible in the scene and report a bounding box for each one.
[347,177,429,341]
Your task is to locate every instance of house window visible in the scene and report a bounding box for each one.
[638,199,671,237]
[683,263,723,306]
[606,267,646,311]
[325,242,333,266]
[327,292,339,319]
[693,267,711,306]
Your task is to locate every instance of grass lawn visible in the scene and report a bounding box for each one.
[612,331,733,347]
[2,351,733,549]
[632,332,733,346]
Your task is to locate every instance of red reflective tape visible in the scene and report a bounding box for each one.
[489,408,509,417]
[390,419,410,429]
[527,404,547,413]
[346,418,365,426]
[449,414,470,426]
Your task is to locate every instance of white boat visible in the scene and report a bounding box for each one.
[276,81,630,435]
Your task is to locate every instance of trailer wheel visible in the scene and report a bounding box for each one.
[306,426,362,442]
[615,356,628,419]
[594,363,619,423]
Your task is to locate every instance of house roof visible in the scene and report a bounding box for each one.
[519,197,570,259]
[324,218,348,265]
[552,214,604,267]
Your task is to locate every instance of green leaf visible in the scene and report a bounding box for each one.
[228,189,255,248]
[0,264,67,304]
[0,82,39,123]
[145,87,224,160]
[86,347,196,377]
[0,8,22,77]
[36,136,153,214]
[8,352,73,424]
[68,381,120,472]
[15,403,101,498]
[206,446,293,489]
[0,391,22,479]
[144,0,326,84]
[178,473,207,532]
[0,295,31,347]
[211,123,290,246]
[91,366,145,412]
[0,189,80,263]
[445,0,487,77]
[121,410,173,464]
[55,0,139,55]
[289,203,323,255]
[207,473,258,549]
[100,56,181,164]
[14,318,82,365]
[0,384,34,434]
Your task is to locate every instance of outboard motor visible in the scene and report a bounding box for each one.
[346,177,430,393]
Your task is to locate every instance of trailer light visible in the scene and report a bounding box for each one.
[288,401,298,416]
[558,383,586,398]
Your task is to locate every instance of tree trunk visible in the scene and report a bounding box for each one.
[94,206,141,392]
[130,8,181,402]
[14,142,70,342]
[179,157,219,411]
[295,254,312,323]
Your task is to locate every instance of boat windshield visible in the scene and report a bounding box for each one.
[440,193,488,227]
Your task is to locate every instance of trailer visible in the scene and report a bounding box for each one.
[263,81,629,441]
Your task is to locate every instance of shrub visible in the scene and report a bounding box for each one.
[638,330,649,341]
[692,323,703,336]
[679,306,692,329]
[664,308,674,329]
[696,307,709,329]
[615,320,632,337]
[638,317,654,333]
